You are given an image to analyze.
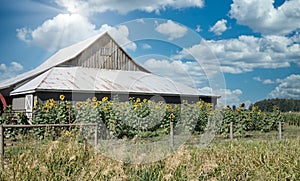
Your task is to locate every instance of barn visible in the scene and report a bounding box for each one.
[0,32,219,118]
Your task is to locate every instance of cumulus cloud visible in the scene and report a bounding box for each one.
[143,58,208,87]
[0,62,24,81]
[17,0,205,52]
[263,79,275,84]
[155,20,188,40]
[268,74,300,99]
[142,43,152,49]
[209,19,228,35]
[104,24,137,51]
[229,0,300,35]
[16,13,136,51]
[55,0,204,15]
[174,35,299,74]
[253,77,262,82]
[195,25,202,32]
[145,58,245,106]
[253,76,275,84]
[198,87,244,107]
[17,14,97,51]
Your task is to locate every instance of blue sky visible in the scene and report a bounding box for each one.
[0,0,299,106]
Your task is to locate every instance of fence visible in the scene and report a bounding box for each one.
[0,120,288,160]
[228,121,283,140]
[0,123,98,159]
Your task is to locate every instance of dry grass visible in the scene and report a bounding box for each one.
[1,127,300,180]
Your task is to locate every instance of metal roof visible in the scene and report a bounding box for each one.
[10,67,217,97]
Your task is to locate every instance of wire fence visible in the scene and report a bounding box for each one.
[1,120,289,156]
[0,123,98,159]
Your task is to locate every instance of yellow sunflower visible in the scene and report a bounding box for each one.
[60,95,65,101]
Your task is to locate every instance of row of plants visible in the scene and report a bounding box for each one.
[1,95,284,139]
[220,104,284,136]
[283,112,300,126]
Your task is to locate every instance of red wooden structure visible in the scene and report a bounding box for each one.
[0,93,7,110]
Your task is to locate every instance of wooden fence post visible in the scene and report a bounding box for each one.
[94,123,98,149]
[279,121,282,140]
[170,122,174,148]
[230,122,233,140]
[0,125,4,168]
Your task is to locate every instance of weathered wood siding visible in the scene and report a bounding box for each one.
[63,33,148,72]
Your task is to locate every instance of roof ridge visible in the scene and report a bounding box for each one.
[1,31,151,92]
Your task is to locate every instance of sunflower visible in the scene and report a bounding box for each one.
[102,97,108,102]
[76,102,83,108]
[91,102,98,108]
[169,113,175,119]
[166,104,172,110]
[92,97,97,102]
[65,131,71,137]
[43,106,49,113]
[133,104,138,110]
[60,95,65,101]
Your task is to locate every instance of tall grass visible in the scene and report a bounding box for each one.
[284,112,300,126]
[1,134,300,180]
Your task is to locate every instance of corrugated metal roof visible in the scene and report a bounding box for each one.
[11,67,217,97]
[0,32,106,90]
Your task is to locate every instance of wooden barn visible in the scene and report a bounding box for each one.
[0,32,219,118]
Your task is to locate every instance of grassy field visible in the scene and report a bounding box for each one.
[1,125,300,180]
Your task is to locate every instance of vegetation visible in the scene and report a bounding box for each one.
[1,96,285,140]
[32,96,284,139]
[1,96,299,180]
[283,112,300,127]
[0,105,29,140]
[1,132,300,180]
[220,104,283,136]
[252,98,300,112]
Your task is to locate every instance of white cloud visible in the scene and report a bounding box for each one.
[17,14,97,51]
[143,58,207,87]
[16,13,136,51]
[253,76,275,84]
[217,88,243,107]
[174,35,299,74]
[268,74,300,99]
[16,28,32,43]
[199,87,243,107]
[196,25,202,32]
[253,77,262,82]
[142,43,152,49]
[55,0,89,15]
[209,19,228,35]
[155,20,188,40]
[0,62,24,81]
[229,0,300,35]
[262,79,275,84]
[55,0,204,15]
[104,24,137,51]
[142,57,245,106]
